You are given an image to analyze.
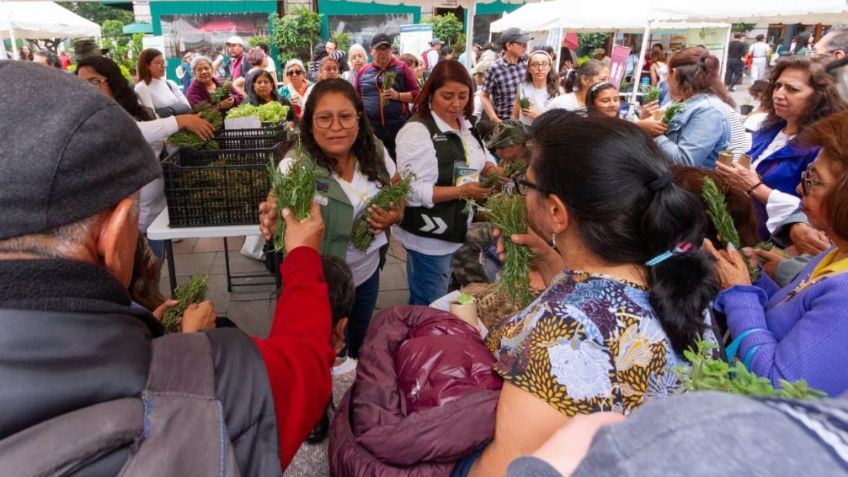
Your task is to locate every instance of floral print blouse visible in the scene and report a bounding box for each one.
[486,270,695,416]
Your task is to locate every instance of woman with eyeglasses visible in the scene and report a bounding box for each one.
[706,111,848,397]
[259,79,400,359]
[278,59,312,119]
[511,50,560,125]
[75,56,214,257]
[458,110,717,477]
[395,59,504,306]
[715,57,848,240]
[134,48,191,118]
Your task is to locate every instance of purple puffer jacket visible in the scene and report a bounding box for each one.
[329,306,502,477]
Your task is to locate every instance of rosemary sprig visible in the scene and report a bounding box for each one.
[210,79,232,104]
[702,176,759,281]
[643,85,661,104]
[161,274,209,333]
[350,170,415,251]
[267,140,317,253]
[662,102,685,124]
[467,193,533,307]
[381,71,397,106]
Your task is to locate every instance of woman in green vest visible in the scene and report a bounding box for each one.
[395,59,505,305]
[262,79,400,358]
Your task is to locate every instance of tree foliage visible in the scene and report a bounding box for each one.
[330,31,351,54]
[66,2,134,25]
[270,8,323,64]
[577,32,609,49]
[732,23,758,34]
[423,13,464,46]
[99,20,143,81]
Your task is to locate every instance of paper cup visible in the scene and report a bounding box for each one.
[450,302,478,327]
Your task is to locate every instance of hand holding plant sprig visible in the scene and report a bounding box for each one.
[701,176,760,284]
[380,71,398,106]
[466,193,534,307]
[265,141,317,253]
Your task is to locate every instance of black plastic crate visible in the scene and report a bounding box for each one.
[214,125,289,150]
[163,146,283,227]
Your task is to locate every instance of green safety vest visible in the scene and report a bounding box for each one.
[283,142,390,260]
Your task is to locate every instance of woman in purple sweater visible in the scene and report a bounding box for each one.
[706,111,848,397]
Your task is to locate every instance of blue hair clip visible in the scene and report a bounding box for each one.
[645,242,693,267]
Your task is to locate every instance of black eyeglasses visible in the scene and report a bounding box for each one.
[800,163,828,196]
[514,177,547,196]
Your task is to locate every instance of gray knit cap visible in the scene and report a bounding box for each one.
[0,61,160,240]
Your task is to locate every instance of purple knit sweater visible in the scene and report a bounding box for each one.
[714,247,848,397]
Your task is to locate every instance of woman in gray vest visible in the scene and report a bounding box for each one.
[395,60,504,305]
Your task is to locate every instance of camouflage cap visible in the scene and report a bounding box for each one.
[485,119,529,149]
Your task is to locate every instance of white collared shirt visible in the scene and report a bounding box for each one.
[392,113,496,256]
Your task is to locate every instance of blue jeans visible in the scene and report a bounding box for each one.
[406,248,455,306]
[346,268,380,359]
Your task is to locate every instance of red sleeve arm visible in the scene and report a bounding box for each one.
[252,246,335,471]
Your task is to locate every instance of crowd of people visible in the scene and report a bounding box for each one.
[2,23,848,477]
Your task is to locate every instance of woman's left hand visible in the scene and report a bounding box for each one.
[367,202,403,234]
[152,299,179,320]
[522,106,539,119]
[217,95,236,110]
[715,161,760,195]
[703,239,753,288]
[484,165,511,185]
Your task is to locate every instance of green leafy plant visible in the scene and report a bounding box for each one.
[662,102,685,124]
[577,32,609,50]
[166,102,222,150]
[731,23,757,34]
[248,36,271,48]
[380,71,397,106]
[226,103,260,119]
[270,8,323,64]
[466,193,533,307]
[702,176,759,281]
[161,274,209,333]
[350,171,414,251]
[519,94,531,110]
[258,101,289,124]
[423,13,464,46]
[267,141,317,253]
[330,31,351,54]
[210,80,232,104]
[675,340,827,400]
[643,85,661,104]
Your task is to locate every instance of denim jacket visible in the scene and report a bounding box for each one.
[655,93,730,169]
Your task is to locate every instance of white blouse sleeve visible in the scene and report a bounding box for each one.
[765,190,802,234]
[396,121,438,208]
[136,117,179,145]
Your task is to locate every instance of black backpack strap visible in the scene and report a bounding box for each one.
[0,399,143,477]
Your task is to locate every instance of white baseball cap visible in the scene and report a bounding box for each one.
[226,36,245,46]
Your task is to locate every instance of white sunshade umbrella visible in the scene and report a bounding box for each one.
[1,1,101,59]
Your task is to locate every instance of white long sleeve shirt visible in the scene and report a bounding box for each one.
[392,113,496,256]
[136,117,179,232]
[134,78,190,112]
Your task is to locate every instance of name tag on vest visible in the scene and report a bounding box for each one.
[432,133,449,143]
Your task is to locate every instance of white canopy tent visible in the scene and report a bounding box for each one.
[489,1,731,103]
[0,1,101,59]
[654,0,848,24]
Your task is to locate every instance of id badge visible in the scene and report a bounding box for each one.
[313,180,330,206]
[454,161,479,187]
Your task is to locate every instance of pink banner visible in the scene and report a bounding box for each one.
[609,45,631,87]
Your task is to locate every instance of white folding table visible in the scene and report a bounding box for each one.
[147,208,279,293]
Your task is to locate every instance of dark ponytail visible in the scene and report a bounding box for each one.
[530,110,717,355]
[564,59,606,93]
[668,47,734,107]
